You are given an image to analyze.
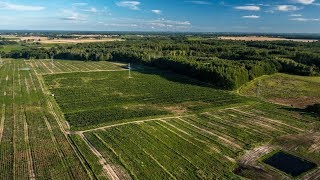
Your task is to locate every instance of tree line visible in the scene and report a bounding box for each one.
[1,37,319,89]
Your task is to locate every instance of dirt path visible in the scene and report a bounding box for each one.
[79,115,195,133]
[79,133,119,180]
[40,60,54,74]
[24,119,35,180]
[203,112,274,138]
[178,117,243,150]
[55,61,73,72]
[229,108,305,132]
[0,104,5,143]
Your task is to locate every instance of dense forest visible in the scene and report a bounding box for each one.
[1,36,319,89]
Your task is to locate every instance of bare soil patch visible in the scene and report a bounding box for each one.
[269,97,320,108]
[219,36,318,42]
[234,145,275,179]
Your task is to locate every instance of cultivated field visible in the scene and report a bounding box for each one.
[78,103,319,179]
[44,66,246,130]
[1,35,123,44]
[28,59,126,75]
[239,73,320,108]
[0,59,90,179]
[218,36,318,42]
[1,59,319,179]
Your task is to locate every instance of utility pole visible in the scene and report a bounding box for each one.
[128,63,132,78]
[257,80,261,97]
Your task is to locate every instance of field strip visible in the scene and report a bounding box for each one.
[24,77,30,94]
[27,60,40,76]
[0,104,5,143]
[31,67,96,179]
[157,121,215,153]
[52,62,63,73]
[78,115,195,133]
[65,62,81,71]
[228,108,305,132]
[24,119,35,180]
[158,121,235,162]
[142,149,176,179]
[55,61,73,72]
[40,60,53,74]
[161,120,191,136]
[79,133,119,180]
[177,117,243,150]
[94,133,137,179]
[43,116,73,178]
[204,113,273,138]
[12,64,17,178]
[42,69,128,75]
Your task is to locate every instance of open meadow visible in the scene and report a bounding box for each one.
[239,73,320,108]
[0,58,319,179]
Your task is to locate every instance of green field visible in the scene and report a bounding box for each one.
[0,59,90,179]
[44,66,247,130]
[239,73,320,108]
[1,59,319,179]
[80,103,319,179]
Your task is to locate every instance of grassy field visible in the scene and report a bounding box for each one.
[1,59,319,179]
[44,66,247,130]
[239,73,320,108]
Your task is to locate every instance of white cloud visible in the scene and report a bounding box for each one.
[116,1,140,10]
[291,17,319,21]
[60,10,86,21]
[242,15,260,19]
[151,9,162,14]
[72,3,88,6]
[0,1,45,11]
[235,6,260,11]
[290,14,302,17]
[276,5,301,11]
[84,7,97,13]
[186,1,211,5]
[292,0,315,5]
[104,23,138,27]
[150,19,191,26]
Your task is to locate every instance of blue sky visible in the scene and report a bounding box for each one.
[0,0,319,33]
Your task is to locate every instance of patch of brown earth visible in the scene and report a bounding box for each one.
[274,133,320,152]
[268,97,320,108]
[163,105,187,115]
[235,145,275,179]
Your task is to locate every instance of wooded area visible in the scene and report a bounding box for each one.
[1,36,319,89]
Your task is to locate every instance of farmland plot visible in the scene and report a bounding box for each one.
[79,103,318,179]
[0,59,90,179]
[44,68,247,130]
[28,59,125,75]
